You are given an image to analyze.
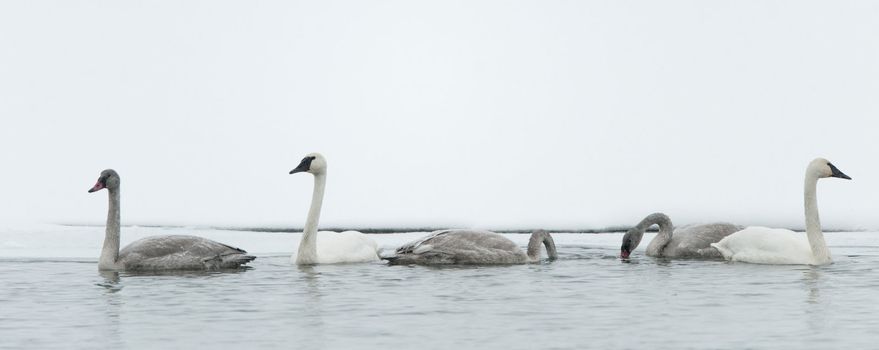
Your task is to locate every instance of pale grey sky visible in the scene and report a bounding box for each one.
[1,1,876,230]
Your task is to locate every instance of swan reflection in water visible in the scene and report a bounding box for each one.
[801,267,830,333]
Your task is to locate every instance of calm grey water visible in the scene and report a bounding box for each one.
[1,226,878,349]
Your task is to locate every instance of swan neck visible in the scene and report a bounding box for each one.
[640,214,673,256]
[804,173,831,263]
[297,172,326,264]
[527,231,557,262]
[100,188,121,269]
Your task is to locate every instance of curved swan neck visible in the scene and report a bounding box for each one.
[527,231,557,262]
[297,172,326,265]
[99,188,121,269]
[635,213,672,256]
[804,173,831,264]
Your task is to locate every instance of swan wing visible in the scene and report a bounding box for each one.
[311,231,380,264]
[394,229,453,255]
[118,235,255,270]
[391,229,525,265]
[664,223,744,258]
[710,227,814,264]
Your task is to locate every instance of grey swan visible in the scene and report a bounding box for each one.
[387,229,557,265]
[88,169,255,271]
[620,213,742,259]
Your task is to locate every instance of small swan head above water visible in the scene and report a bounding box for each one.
[809,158,851,180]
[88,169,120,193]
[290,153,327,175]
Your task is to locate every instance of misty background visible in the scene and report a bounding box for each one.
[0,1,876,230]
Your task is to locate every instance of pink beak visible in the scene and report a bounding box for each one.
[620,250,630,259]
[88,181,105,193]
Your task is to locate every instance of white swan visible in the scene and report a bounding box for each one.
[288,153,379,264]
[711,158,851,265]
[88,169,255,271]
[620,213,742,259]
[387,229,557,265]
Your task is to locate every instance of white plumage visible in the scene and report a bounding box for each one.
[710,158,851,265]
[288,153,379,265]
[290,230,379,264]
[711,227,816,265]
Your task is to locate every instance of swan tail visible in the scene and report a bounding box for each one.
[377,248,398,261]
[212,253,257,268]
[709,242,733,260]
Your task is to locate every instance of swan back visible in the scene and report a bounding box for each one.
[711,227,816,265]
[119,235,256,270]
[660,223,743,259]
[390,230,528,265]
[290,231,380,264]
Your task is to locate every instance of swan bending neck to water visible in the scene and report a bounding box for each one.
[621,213,673,259]
[88,169,255,271]
[620,213,742,259]
[387,229,557,265]
[711,158,851,265]
[289,153,379,265]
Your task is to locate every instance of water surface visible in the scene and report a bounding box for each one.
[1,225,877,349]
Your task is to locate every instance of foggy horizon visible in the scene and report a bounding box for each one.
[2,1,876,231]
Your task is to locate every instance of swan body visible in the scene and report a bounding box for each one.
[89,169,255,271]
[116,235,256,270]
[620,213,742,259]
[289,230,379,264]
[289,153,380,265]
[711,158,851,265]
[710,227,816,265]
[387,229,557,265]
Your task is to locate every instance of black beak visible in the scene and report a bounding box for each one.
[828,162,852,180]
[289,159,311,174]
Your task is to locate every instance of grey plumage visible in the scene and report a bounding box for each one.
[388,229,557,265]
[621,212,742,259]
[660,223,744,258]
[89,169,256,271]
[118,235,256,271]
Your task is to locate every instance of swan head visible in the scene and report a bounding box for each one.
[809,158,851,180]
[88,169,120,193]
[620,228,643,259]
[290,153,327,175]
[620,212,670,259]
